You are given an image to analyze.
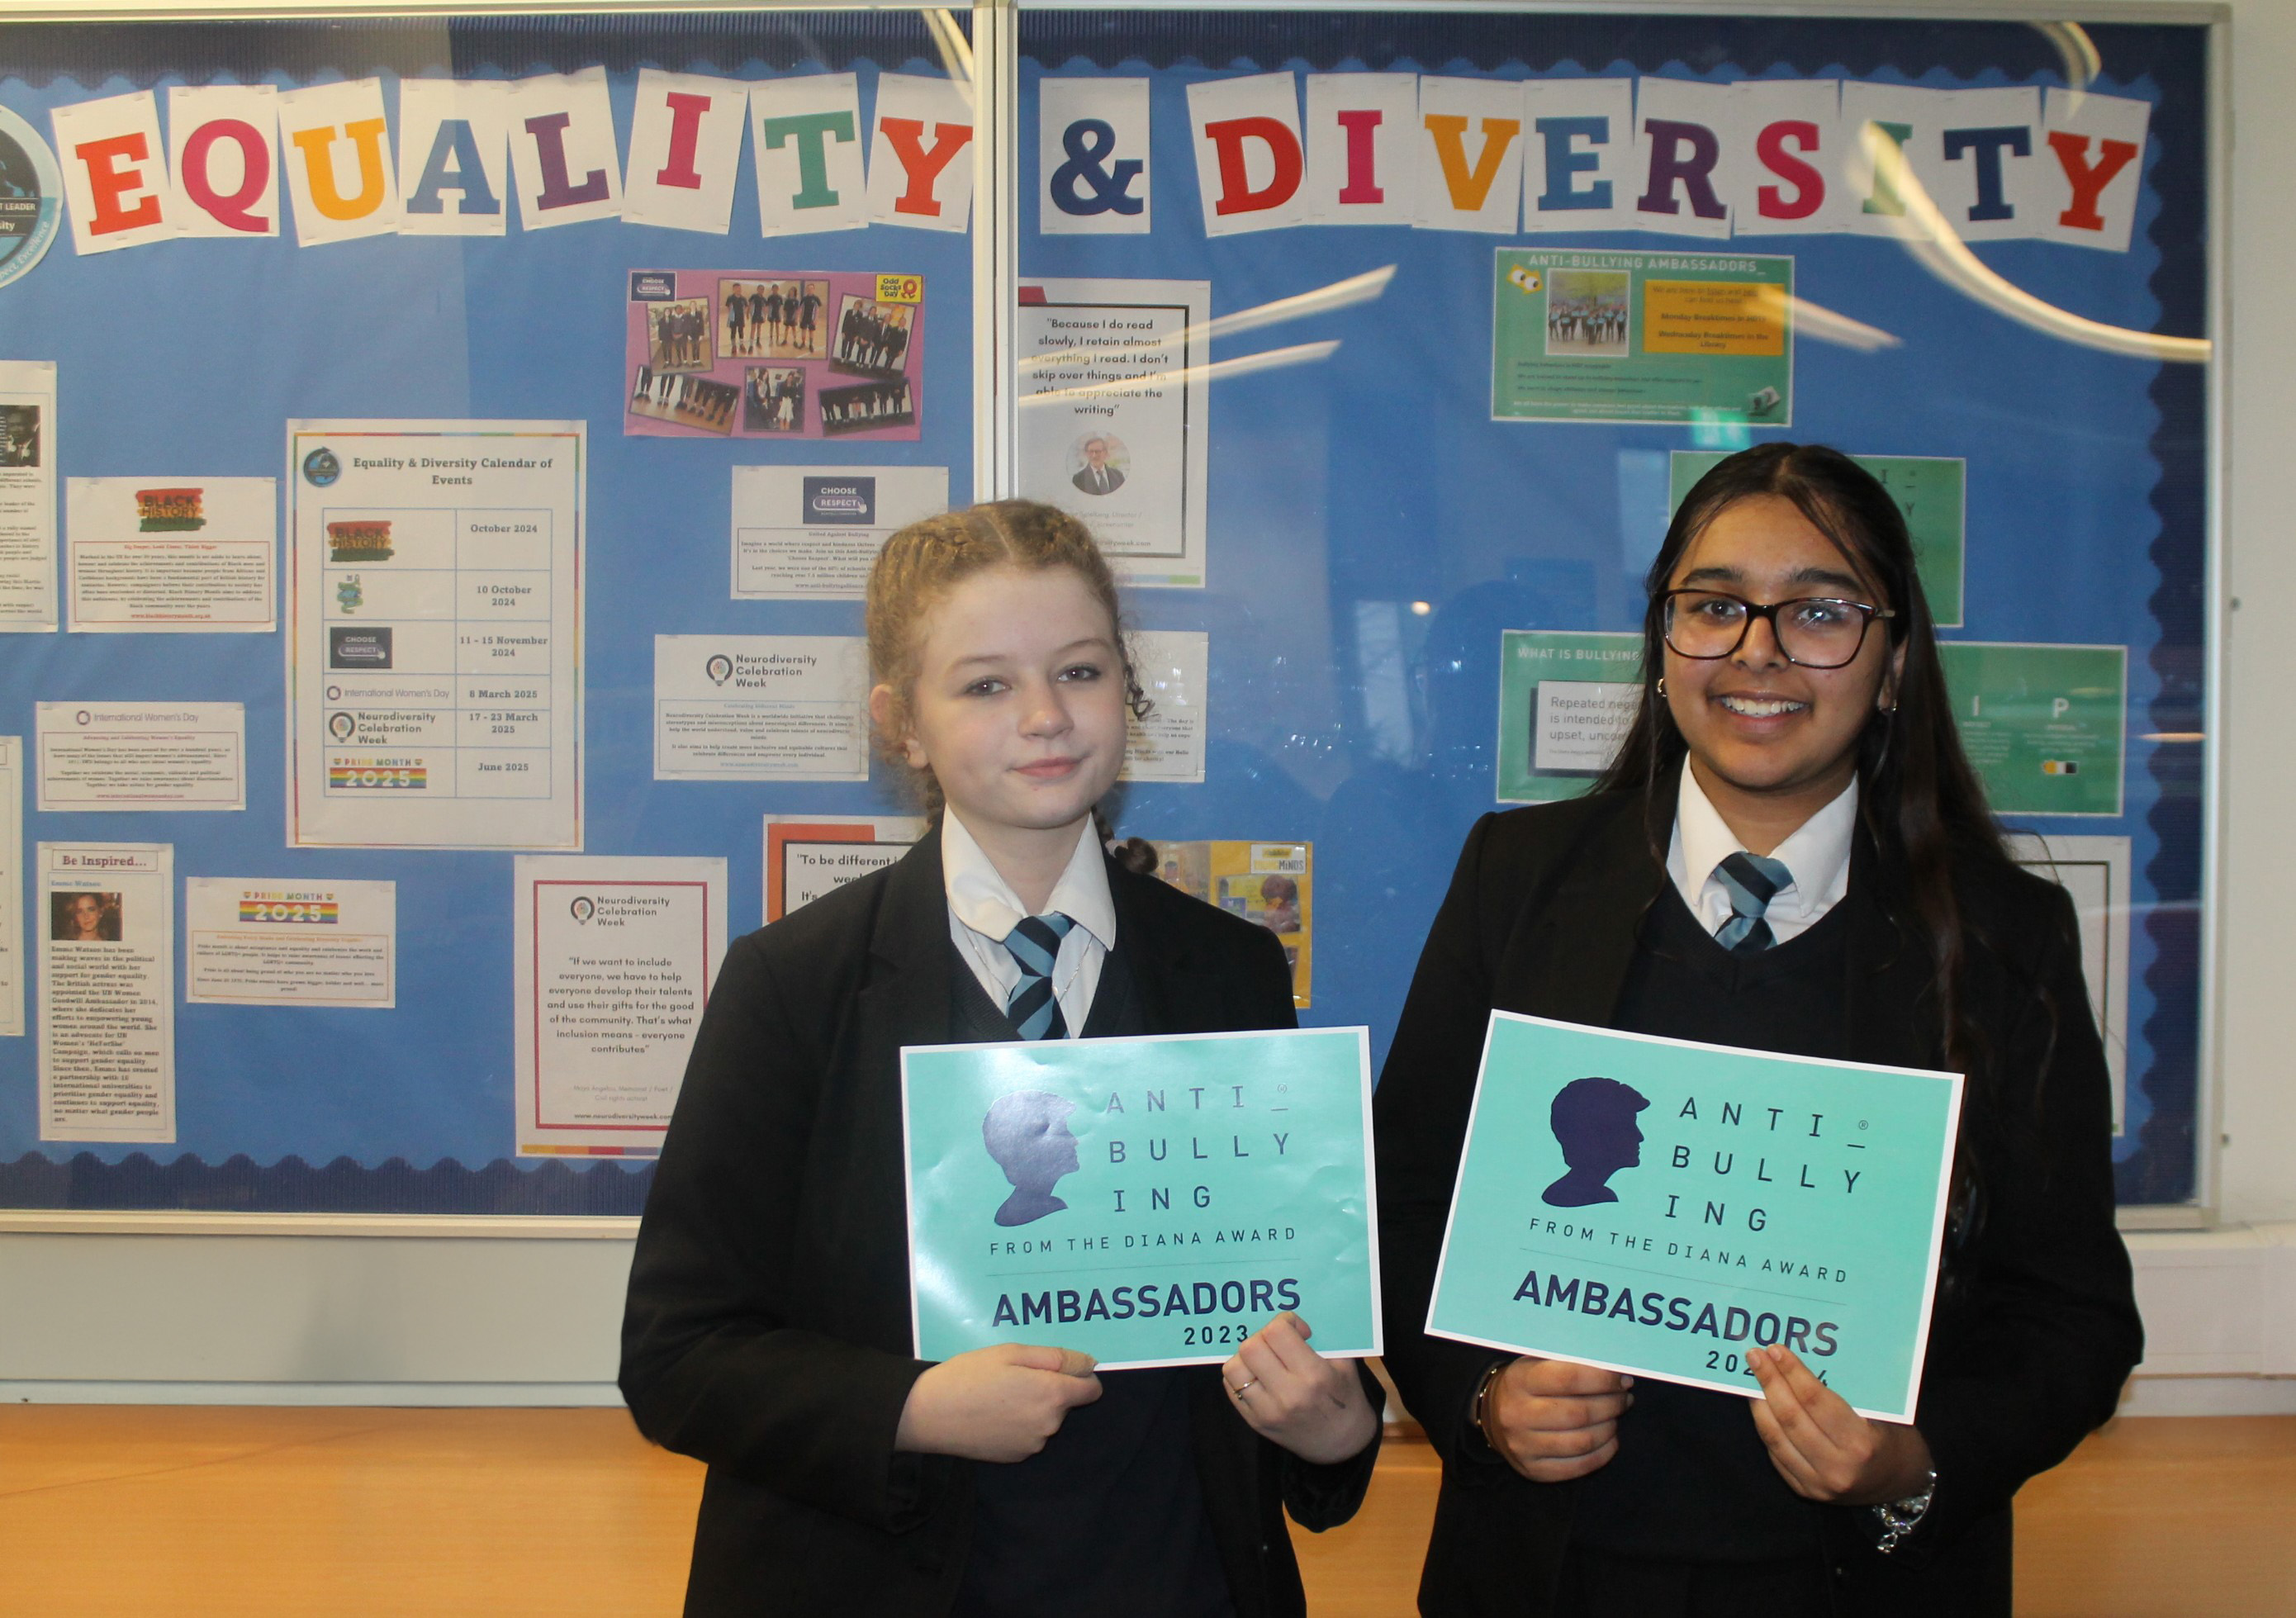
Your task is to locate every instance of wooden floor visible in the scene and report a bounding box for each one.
[1,1407,2290,1615]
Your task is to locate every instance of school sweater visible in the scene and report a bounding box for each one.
[946,941,1235,1618]
[1564,881,1865,1563]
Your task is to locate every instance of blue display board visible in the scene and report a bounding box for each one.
[1016,12,2208,1208]
[0,10,2211,1214]
[0,14,973,1212]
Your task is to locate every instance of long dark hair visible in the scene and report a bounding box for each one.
[1596,444,2036,1219]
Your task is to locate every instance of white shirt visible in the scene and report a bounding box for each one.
[1666,767,1857,947]
[942,810,1116,1037]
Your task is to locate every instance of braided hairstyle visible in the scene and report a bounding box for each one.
[864,499,1157,871]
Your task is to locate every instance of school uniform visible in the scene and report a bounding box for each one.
[1373,765,2141,1617]
[622,820,1380,1617]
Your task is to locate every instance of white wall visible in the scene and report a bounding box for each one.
[2216,0,2296,1228]
[0,1227,633,1402]
[3,1,2292,1406]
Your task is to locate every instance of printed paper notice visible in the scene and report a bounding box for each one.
[653,634,870,781]
[184,879,396,1008]
[39,842,173,1143]
[764,813,924,922]
[730,464,948,600]
[0,738,21,1036]
[1018,277,1210,589]
[1122,629,1207,783]
[36,702,246,811]
[515,855,728,1156]
[2009,833,2133,1132]
[66,477,278,632]
[0,360,57,631]
[287,420,585,850]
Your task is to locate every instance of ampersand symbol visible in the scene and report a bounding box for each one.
[1050,120,1145,216]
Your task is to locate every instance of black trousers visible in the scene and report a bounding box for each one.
[1556,1542,1833,1618]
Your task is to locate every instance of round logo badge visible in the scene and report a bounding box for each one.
[0,105,62,292]
[302,447,341,487]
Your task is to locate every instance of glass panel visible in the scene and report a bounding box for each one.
[1014,10,2208,1205]
[0,9,974,1212]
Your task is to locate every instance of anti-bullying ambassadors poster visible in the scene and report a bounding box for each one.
[1427,1013,1961,1421]
[902,1028,1380,1369]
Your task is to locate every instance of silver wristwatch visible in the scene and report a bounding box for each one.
[1870,1469,1938,1554]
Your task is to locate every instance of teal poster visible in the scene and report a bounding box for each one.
[902,1028,1380,1369]
[1939,641,2128,817]
[1427,1013,1961,1421]
[1668,450,1966,627]
[1493,249,1795,426]
[1495,629,1644,804]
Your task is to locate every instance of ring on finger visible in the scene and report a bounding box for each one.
[1230,1378,1258,1398]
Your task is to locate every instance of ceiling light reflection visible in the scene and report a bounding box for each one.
[1018,339,1341,406]
[1857,121,2208,364]
[1019,266,1395,373]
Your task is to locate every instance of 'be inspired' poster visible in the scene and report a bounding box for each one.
[1427,1013,1960,1421]
[902,1028,1380,1369]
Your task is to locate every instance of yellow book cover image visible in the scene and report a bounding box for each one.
[1154,840,1311,1008]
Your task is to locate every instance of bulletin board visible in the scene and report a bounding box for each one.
[1011,8,2213,1211]
[0,6,2217,1218]
[0,10,975,1216]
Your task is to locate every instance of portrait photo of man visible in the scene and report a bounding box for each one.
[1070,434,1127,497]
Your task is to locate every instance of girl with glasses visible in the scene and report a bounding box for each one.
[1374,444,2140,1616]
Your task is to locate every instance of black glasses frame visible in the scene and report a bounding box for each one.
[1660,589,1897,671]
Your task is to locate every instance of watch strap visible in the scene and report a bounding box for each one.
[1870,1468,1938,1554]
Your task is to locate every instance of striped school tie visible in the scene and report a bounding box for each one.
[1003,913,1076,1040]
[1713,852,1792,954]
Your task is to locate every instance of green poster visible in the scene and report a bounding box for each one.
[902,1028,1379,1369]
[1427,1013,1962,1421]
[1669,451,1966,626]
[1495,630,1644,804]
[1938,642,2127,817]
[1493,249,1795,425]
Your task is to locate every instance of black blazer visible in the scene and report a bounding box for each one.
[622,830,1379,1616]
[1373,782,2142,1617]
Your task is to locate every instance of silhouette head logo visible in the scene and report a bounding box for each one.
[982,1090,1081,1227]
[1543,1076,1648,1208]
